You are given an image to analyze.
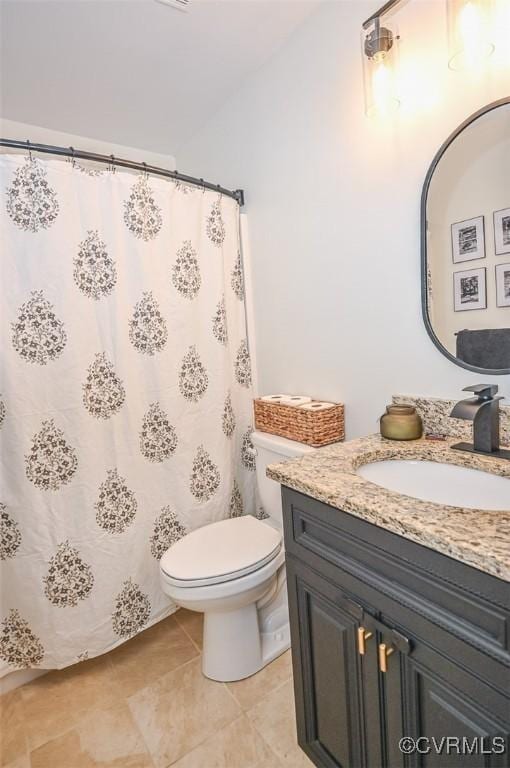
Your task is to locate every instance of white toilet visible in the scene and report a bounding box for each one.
[159,430,314,682]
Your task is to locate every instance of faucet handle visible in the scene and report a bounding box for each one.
[462,384,498,401]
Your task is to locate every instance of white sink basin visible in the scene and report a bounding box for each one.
[357,460,509,510]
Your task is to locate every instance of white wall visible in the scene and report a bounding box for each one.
[1,119,176,170]
[428,105,510,354]
[177,0,510,438]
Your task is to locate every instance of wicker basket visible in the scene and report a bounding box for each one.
[253,399,345,447]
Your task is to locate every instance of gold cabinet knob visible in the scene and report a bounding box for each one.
[378,642,395,672]
[357,626,373,655]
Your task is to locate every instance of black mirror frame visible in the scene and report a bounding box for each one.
[421,96,510,376]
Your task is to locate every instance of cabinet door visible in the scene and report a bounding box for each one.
[373,619,510,768]
[401,651,509,768]
[286,555,381,768]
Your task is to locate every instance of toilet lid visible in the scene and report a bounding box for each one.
[160,516,282,586]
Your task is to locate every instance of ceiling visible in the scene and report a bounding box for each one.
[0,0,320,155]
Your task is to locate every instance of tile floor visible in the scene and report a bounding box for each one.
[0,610,313,768]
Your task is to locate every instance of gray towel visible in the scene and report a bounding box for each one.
[456,328,510,369]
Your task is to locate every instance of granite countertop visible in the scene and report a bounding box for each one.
[267,435,510,582]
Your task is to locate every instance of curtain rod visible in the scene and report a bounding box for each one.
[0,138,245,207]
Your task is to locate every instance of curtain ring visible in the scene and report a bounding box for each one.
[109,154,116,174]
[26,139,33,162]
[199,178,205,194]
[142,161,148,179]
[69,146,75,168]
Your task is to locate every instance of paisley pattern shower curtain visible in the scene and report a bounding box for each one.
[0,154,255,675]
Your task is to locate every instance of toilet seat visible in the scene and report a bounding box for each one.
[160,516,282,587]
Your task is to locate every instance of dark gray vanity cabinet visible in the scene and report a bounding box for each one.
[282,487,510,768]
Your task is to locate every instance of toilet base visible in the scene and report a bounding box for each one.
[202,603,290,682]
[201,573,290,682]
[162,553,290,683]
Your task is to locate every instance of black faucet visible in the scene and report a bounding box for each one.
[450,384,510,460]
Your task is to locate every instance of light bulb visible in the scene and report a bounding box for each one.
[448,0,495,71]
[373,60,391,113]
[370,56,400,116]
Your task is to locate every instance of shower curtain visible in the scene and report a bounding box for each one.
[0,153,256,675]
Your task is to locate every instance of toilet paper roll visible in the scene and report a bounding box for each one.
[279,395,313,407]
[299,401,336,411]
[260,394,290,403]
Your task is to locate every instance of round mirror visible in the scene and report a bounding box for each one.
[421,98,510,375]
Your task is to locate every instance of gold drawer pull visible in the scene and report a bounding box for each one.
[357,626,373,655]
[378,642,395,672]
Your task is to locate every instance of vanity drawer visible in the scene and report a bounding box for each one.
[282,487,510,664]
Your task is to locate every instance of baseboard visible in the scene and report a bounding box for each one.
[0,667,48,695]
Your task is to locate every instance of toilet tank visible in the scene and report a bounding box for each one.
[251,431,315,526]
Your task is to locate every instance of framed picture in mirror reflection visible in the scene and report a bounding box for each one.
[453,267,487,312]
[495,263,510,308]
[451,216,485,263]
[494,208,510,256]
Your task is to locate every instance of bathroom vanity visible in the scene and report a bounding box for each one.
[268,435,510,768]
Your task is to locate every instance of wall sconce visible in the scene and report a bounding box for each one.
[447,0,495,70]
[362,0,499,117]
[362,15,401,116]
